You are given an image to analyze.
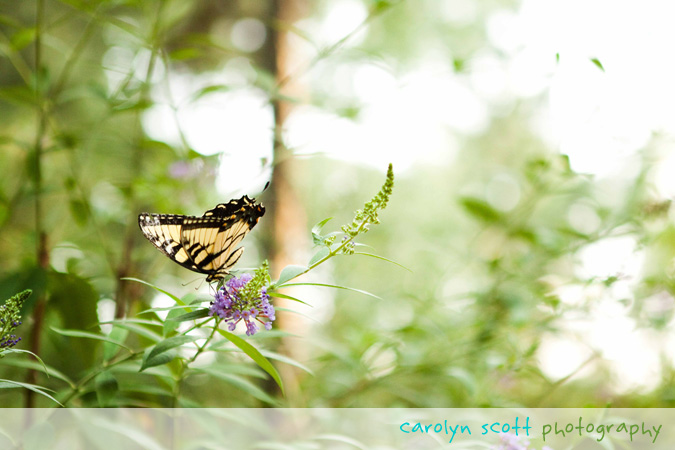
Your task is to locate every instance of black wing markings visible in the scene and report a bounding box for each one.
[138,195,265,282]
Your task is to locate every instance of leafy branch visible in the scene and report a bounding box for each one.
[271,163,396,289]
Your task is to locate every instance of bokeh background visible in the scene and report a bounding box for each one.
[1,0,675,407]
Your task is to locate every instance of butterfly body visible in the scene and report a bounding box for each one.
[138,196,265,282]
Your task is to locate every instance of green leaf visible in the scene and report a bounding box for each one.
[216,329,284,395]
[191,84,231,101]
[274,265,307,286]
[459,197,502,222]
[308,247,330,266]
[163,307,184,336]
[103,327,129,361]
[273,306,322,324]
[0,347,47,371]
[140,335,199,371]
[0,379,62,406]
[95,371,118,407]
[0,357,74,386]
[51,327,132,351]
[121,277,184,305]
[169,47,203,61]
[180,292,214,305]
[311,217,333,244]
[166,309,210,323]
[278,282,381,299]
[104,321,163,343]
[590,57,605,72]
[194,368,278,404]
[10,27,36,50]
[266,291,311,306]
[260,350,314,376]
[353,252,412,272]
[138,304,196,314]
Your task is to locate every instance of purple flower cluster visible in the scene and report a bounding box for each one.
[0,318,22,348]
[0,333,21,349]
[209,274,275,336]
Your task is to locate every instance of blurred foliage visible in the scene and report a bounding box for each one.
[0,0,674,408]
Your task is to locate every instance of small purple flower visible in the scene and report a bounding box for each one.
[208,274,276,336]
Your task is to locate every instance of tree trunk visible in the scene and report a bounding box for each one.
[266,0,311,403]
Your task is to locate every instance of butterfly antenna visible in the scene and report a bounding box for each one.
[181,276,202,288]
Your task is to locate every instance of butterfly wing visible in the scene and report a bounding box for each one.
[138,196,265,282]
[181,196,265,281]
[138,213,202,273]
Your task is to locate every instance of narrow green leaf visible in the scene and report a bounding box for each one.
[163,307,184,336]
[260,350,314,376]
[169,47,202,61]
[191,84,231,101]
[121,277,184,305]
[103,327,129,361]
[0,379,62,406]
[0,357,74,386]
[193,368,278,405]
[50,327,132,351]
[180,292,214,305]
[111,361,174,380]
[274,265,307,286]
[459,197,502,222]
[105,321,163,343]
[311,217,333,244]
[278,282,381,299]
[273,306,322,324]
[166,309,210,323]
[10,27,36,50]
[216,329,284,395]
[0,347,48,373]
[266,291,311,306]
[590,57,605,72]
[102,318,163,327]
[353,252,412,272]
[141,335,199,371]
[117,381,173,398]
[138,304,196,314]
[308,247,330,266]
[140,350,176,372]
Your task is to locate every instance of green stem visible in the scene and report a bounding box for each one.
[274,215,373,287]
[59,349,143,407]
[25,0,49,409]
[171,318,220,407]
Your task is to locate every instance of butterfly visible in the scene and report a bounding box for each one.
[138,196,265,282]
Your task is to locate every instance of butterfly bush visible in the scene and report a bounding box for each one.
[0,290,30,352]
[207,164,395,338]
[209,262,274,336]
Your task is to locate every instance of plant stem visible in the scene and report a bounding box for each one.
[171,318,220,407]
[25,0,49,409]
[59,349,143,407]
[275,216,371,287]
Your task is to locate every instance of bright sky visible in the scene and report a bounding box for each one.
[137,0,675,394]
